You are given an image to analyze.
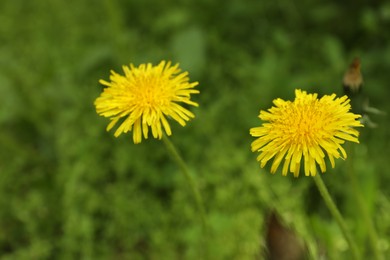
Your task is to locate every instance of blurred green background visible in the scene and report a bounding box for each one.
[1,0,389,259]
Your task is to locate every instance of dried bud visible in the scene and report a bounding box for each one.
[265,211,306,260]
[343,57,363,96]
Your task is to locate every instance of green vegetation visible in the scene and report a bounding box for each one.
[1,0,389,259]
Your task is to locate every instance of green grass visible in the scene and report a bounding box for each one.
[1,0,390,259]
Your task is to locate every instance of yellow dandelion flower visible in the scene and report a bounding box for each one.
[94,60,199,144]
[250,89,363,177]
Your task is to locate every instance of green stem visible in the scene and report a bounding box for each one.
[161,134,207,229]
[346,143,383,260]
[313,173,360,260]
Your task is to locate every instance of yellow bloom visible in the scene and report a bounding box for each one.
[95,61,199,144]
[250,89,363,177]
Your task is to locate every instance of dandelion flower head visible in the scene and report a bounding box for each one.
[95,61,199,143]
[250,89,363,177]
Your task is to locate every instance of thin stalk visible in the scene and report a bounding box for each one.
[161,134,207,229]
[346,143,383,260]
[313,173,360,260]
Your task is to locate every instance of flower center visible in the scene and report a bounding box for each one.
[284,100,326,146]
[134,75,172,109]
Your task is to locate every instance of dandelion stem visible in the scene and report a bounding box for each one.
[313,173,360,260]
[346,143,383,260]
[161,134,207,229]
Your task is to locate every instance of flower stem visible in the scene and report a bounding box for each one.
[313,173,360,260]
[161,134,207,229]
[346,143,383,260]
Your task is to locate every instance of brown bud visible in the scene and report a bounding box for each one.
[342,57,363,96]
[265,211,306,260]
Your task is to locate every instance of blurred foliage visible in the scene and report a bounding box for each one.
[1,0,390,259]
